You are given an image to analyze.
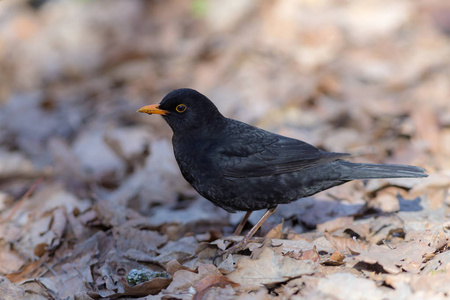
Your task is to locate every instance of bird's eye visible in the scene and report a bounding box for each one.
[176,104,187,113]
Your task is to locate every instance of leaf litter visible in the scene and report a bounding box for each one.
[0,0,450,299]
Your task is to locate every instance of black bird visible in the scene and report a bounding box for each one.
[138,88,427,253]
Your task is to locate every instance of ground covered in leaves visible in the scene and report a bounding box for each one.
[1,0,450,299]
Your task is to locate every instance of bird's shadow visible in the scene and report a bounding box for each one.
[243,194,424,234]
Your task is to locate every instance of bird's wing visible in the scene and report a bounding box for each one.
[215,122,349,178]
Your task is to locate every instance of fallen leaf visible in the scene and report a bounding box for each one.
[0,277,26,300]
[193,274,239,300]
[227,247,317,287]
[321,251,346,266]
[284,246,320,263]
[250,238,283,259]
[317,272,387,299]
[317,217,354,232]
[217,254,235,275]
[265,222,284,239]
[355,241,435,274]
[165,264,222,293]
[324,231,367,254]
[88,277,171,299]
[369,187,400,213]
[166,259,195,276]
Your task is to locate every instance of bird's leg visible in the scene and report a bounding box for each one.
[234,211,253,236]
[221,206,277,255]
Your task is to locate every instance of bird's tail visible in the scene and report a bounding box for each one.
[338,161,427,180]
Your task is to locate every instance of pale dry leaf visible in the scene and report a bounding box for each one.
[0,249,25,274]
[227,247,317,287]
[0,150,36,179]
[412,105,441,153]
[193,274,239,300]
[153,236,198,264]
[250,238,283,259]
[72,128,126,179]
[104,126,153,162]
[317,272,387,300]
[165,264,221,293]
[324,231,368,254]
[421,250,450,274]
[223,236,335,254]
[427,188,448,210]
[22,184,90,215]
[93,200,144,228]
[113,221,168,253]
[265,222,284,239]
[193,284,237,300]
[355,240,436,274]
[66,209,91,241]
[316,216,354,232]
[367,216,405,244]
[411,272,450,296]
[19,278,57,299]
[217,254,235,275]
[122,248,157,263]
[369,188,400,213]
[409,173,450,198]
[0,277,25,300]
[284,246,320,263]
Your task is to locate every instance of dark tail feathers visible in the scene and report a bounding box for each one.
[339,161,427,180]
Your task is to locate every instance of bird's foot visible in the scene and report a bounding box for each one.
[217,235,250,257]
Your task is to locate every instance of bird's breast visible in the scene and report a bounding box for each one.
[172,136,219,183]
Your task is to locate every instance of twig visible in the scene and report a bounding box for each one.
[34,278,56,300]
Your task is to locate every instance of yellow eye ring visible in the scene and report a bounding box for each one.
[176,104,187,113]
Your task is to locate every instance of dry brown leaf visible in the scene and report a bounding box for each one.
[112,221,168,254]
[217,253,235,275]
[412,105,441,154]
[250,238,283,259]
[193,274,239,300]
[265,222,284,239]
[421,247,450,274]
[4,256,47,283]
[284,246,320,263]
[317,272,387,299]
[222,236,335,254]
[369,187,400,213]
[227,247,317,287]
[355,241,436,274]
[166,259,195,276]
[90,277,171,299]
[165,264,221,293]
[0,277,25,300]
[0,247,26,274]
[321,251,346,266]
[324,231,368,254]
[317,217,354,232]
[427,188,448,210]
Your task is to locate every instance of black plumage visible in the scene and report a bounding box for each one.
[138,88,427,253]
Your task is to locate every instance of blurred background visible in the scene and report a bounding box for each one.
[1,1,450,297]
[0,0,449,228]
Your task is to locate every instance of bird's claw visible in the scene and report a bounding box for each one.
[217,236,249,256]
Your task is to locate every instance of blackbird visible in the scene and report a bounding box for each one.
[138,88,427,253]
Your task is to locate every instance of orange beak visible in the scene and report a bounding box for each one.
[137,104,169,115]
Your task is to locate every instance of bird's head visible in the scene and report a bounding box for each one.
[137,88,225,135]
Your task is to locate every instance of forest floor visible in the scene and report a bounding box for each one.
[1,0,450,299]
